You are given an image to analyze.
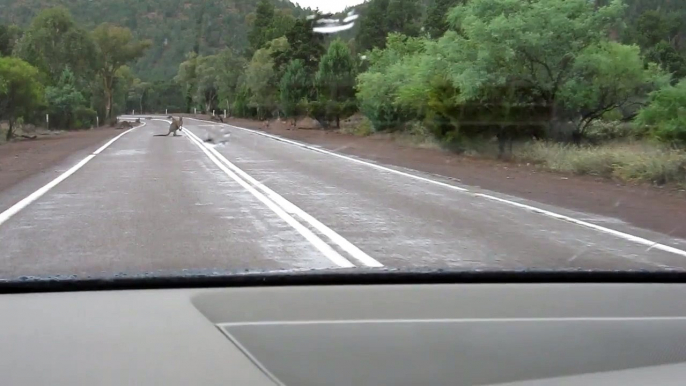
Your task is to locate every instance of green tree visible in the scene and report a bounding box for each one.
[279,59,308,124]
[559,42,668,137]
[174,52,199,113]
[628,10,686,81]
[247,0,276,56]
[316,38,357,128]
[45,68,86,129]
[429,0,629,143]
[92,23,151,119]
[244,37,288,118]
[0,24,22,57]
[127,78,151,114]
[146,80,186,113]
[636,78,686,146]
[0,57,43,140]
[423,0,461,38]
[273,16,326,81]
[386,0,422,37]
[14,8,95,86]
[195,54,220,113]
[356,33,425,131]
[215,49,247,115]
[356,0,390,52]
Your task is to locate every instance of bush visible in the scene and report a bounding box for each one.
[584,120,634,143]
[516,141,686,185]
[73,107,98,129]
[635,79,686,146]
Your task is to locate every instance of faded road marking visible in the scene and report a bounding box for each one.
[183,125,383,268]
[153,119,360,268]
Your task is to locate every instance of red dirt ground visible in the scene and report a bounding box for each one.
[0,128,122,193]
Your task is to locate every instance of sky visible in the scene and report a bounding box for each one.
[292,0,366,13]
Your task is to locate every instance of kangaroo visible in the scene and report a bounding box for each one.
[154,116,183,137]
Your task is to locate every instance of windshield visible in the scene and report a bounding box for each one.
[0,0,685,282]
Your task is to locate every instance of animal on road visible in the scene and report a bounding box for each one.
[153,116,183,137]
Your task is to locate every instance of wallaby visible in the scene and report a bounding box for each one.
[154,116,183,137]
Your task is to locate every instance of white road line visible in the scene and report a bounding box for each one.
[182,127,383,268]
[156,119,356,268]
[186,117,686,259]
[0,125,142,227]
[216,316,686,328]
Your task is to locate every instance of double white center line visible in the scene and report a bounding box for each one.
[168,120,383,269]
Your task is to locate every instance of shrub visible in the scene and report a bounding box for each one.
[73,107,98,129]
[516,141,686,185]
[635,79,686,146]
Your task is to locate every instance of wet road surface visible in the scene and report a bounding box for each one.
[1,116,686,278]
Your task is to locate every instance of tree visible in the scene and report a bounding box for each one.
[635,78,686,146]
[423,0,461,38]
[559,42,668,138]
[244,37,288,119]
[356,0,390,52]
[429,0,629,143]
[45,68,86,129]
[91,23,151,119]
[215,49,247,115]
[174,52,199,113]
[627,10,686,81]
[0,57,43,141]
[273,16,326,80]
[316,38,357,128]
[356,34,426,131]
[0,24,22,57]
[279,59,308,124]
[14,8,95,86]
[386,0,422,37]
[195,55,220,113]
[127,78,151,114]
[247,0,276,56]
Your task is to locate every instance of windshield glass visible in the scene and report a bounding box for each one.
[0,0,685,281]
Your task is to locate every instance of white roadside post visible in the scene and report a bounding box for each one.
[96,116,99,128]
[46,114,49,131]
[212,110,215,116]
[165,108,168,115]
[194,107,197,115]
[224,109,227,119]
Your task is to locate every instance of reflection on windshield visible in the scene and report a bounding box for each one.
[0,0,685,281]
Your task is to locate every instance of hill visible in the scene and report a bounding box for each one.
[0,0,310,80]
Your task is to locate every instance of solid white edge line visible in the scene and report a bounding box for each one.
[153,119,356,269]
[216,316,686,328]
[0,124,142,226]
[186,117,686,259]
[182,126,383,268]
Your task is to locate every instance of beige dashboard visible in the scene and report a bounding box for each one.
[1,282,686,385]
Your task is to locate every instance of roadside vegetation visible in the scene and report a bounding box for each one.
[169,0,686,187]
[0,8,150,140]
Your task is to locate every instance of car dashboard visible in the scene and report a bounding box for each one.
[1,279,686,385]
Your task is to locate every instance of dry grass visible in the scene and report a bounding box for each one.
[515,141,686,186]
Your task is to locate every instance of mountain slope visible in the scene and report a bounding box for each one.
[0,0,310,80]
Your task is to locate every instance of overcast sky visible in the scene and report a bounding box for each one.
[293,0,366,13]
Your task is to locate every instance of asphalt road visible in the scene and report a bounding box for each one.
[1,116,686,279]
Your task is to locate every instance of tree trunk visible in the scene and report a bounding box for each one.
[336,114,340,129]
[6,119,14,141]
[104,87,113,119]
